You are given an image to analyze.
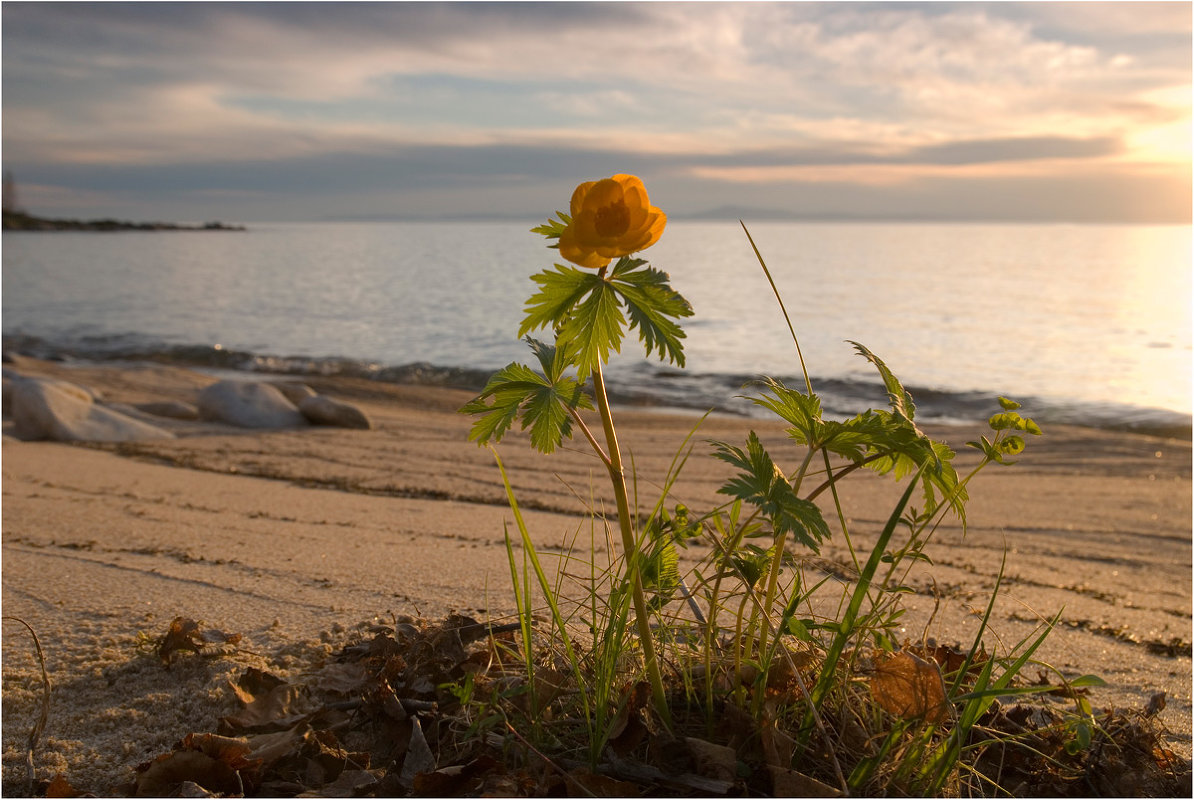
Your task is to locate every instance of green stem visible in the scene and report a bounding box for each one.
[590,356,672,728]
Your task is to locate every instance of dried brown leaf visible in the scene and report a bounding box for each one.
[870,650,948,724]
[44,774,90,798]
[133,750,242,798]
[684,737,737,783]
[398,716,437,786]
[565,766,642,797]
[156,617,241,666]
[767,764,842,797]
[411,755,502,796]
[221,668,309,733]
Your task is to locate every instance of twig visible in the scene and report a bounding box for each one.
[503,720,596,797]
[3,616,51,794]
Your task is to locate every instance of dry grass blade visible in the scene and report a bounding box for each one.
[3,616,52,794]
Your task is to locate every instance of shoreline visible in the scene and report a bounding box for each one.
[4,336,1191,441]
[1,358,1190,793]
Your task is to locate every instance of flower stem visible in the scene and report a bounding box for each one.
[590,356,671,728]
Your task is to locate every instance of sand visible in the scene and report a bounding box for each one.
[2,358,1190,794]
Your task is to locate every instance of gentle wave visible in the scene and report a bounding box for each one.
[5,332,1189,439]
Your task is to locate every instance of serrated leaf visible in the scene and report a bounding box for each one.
[712,432,830,552]
[849,340,916,421]
[558,279,626,378]
[459,339,592,454]
[519,264,600,338]
[530,212,570,239]
[612,279,692,367]
[747,377,823,445]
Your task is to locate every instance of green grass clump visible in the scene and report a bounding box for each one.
[458,190,1151,795]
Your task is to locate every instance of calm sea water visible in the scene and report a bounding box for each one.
[3,221,1190,436]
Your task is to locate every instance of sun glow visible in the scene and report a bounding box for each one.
[1128,118,1192,164]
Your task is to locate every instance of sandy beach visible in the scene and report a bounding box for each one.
[2,358,1190,794]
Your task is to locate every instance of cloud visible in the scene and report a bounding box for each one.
[2,2,1188,222]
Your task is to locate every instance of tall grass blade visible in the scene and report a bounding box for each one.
[491,447,592,726]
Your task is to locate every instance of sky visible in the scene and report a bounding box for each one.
[2,1,1190,223]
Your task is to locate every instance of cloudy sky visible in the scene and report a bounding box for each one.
[2,1,1190,223]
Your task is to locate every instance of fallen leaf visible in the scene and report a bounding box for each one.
[398,715,437,786]
[870,650,948,724]
[44,774,90,798]
[412,755,502,796]
[564,766,642,797]
[767,764,841,797]
[684,737,737,783]
[221,668,309,733]
[155,617,242,666]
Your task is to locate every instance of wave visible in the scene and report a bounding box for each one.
[4,332,1189,439]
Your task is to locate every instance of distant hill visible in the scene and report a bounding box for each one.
[2,210,245,232]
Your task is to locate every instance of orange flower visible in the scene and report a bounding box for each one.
[558,174,666,268]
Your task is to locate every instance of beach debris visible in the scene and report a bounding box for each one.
[298,394,373,429]
[196,380,307,429]
[43,774,91,797]
[2,617,51,795]
[154,617,243,666]
[131,733,257,797]
[869,649,949,724]
[9,375,175,442]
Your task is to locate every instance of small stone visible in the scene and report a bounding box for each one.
[298,395,372,430]
[196,380,306,429]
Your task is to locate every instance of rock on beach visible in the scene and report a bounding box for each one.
[196,380,308,429]
[9,376,175,442]
[298,394,373,429]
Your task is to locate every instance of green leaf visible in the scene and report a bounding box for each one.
[712,432,830,552]
[997,396,1021,411]
[530,212,570,240]
[746,377,823,446]
[608,258,693,367]
[459,338,593,454]
[557,278,626,378]
[642,540,680,609]
[849,340,916,421]
[519,264,601,339]
[519,258,693,378]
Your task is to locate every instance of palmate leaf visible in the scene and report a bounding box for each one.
[609,257,694,368]
[530,212,570,240]
[711,432,830,553]
[519,257,693,378]
[459,337,593,454]
[849,340,916,421]
[556,278,626,379]
[746,377,823,446]
[520,264,601,339]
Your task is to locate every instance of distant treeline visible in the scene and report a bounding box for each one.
[2,209,245,232]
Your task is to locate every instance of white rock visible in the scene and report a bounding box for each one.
[197,380,307,429]
[11,377,175,442]
[274,382,318,405]
[298,395,373,430]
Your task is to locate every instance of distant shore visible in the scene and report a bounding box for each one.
[1,209,244,232]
